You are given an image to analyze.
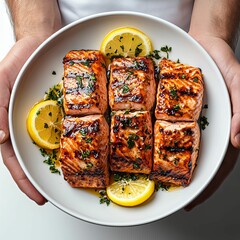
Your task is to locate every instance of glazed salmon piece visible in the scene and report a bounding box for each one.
[110,110,153,174]
[155,58,204,121]
[63,50,107,116]
[109,57,156,111]
[60,115,109,188]
[150,120,200,186]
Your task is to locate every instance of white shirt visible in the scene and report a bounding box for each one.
[58,0,194,31]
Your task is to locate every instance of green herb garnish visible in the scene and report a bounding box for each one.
[173,104,181,112]
[127,134,139,149]
[169,87,178,99]
[145,144,152,150]
[161,45,172,58]
[44,83,63,107]
[82,60,90,67]
[85,138,92,143]
[122,85,129,93]
[135,43,143,57]
[40,148,60,174]
[155,182,170,191]
[148,50,161,60]
[82,150,91,159]
[99,190,111,206]
[200,116,209,130]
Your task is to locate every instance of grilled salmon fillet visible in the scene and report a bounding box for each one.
[150,120,200,186]
[110,110,153,174]
[60,115,109,188]
[109,57,156,111]
[63,50,107,116]
[155,58,204,121]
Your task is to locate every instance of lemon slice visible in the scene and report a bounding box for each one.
[27,100,63,149]
[100,27,153,62]
[106,174,155,207]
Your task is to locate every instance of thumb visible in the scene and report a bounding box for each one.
[0,67,11,144]
[229,68,240,148]
[0,37,42,144]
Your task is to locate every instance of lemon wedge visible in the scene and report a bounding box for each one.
[100,27,153,63]
[27,100,63,149]
[106,174,155,207]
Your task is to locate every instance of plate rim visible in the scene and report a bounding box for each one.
[9,11,231,227]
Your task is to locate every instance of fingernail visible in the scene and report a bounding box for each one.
[0,130,6,143]
[235,133,240,147]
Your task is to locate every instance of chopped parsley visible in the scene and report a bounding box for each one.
[148,50,161,60]
[169,87,178,99]
[160,45,172,59]
[155,182,170,192]
[40,148,60,174]
[69,60,74,66]
[122,84,129,93]
[127,134,139,149]
[99,190,111,206]
[124,109,130,114]
[44,83,63,107]
[113,172,139,182]
[86,162,93,169]
[119,36,123,42]
[82,149,91,159]
[173,104,181,112]
[145,144,152,150]
[181,74,186,79]
[200,116,209,130]
[133,162,140,169]
[135,43,143,57]
[76,75,83,88]
[85,138,92,143]
[81,60,90,67]
[193,77,199,83]
[79,127,88,136]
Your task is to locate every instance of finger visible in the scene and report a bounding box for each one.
[185,143,239,211]
[0,37,42,144]
[203,40,240,148]
[229,70,240,148]
[0,76,11,143]
[1,139,47,205]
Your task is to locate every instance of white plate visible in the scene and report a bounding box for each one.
[9,11,231,226]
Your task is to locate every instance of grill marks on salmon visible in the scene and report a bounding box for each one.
[60,115,109,188]
[155,58,204,121]
[150,120,200,186]
[110,111,153,174]
[63,50,107,115]
[60,51,204,190]
[109,57,156,111]
[151,58,203,186]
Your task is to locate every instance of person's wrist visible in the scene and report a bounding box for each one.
[15,24,61,43]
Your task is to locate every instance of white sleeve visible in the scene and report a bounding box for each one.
[58,0,194,31]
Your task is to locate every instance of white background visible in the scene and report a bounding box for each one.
[1,1,240,239]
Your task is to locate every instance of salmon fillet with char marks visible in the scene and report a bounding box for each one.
[155,58,204,121]
[60,115,109,188]
[110,110,153,174]
[150,120,200,186]
[63,50,107,116]
[109,57,156,111]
